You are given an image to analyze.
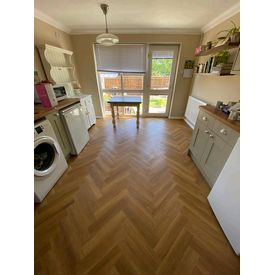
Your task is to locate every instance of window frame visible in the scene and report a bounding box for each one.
[98,71,146,93]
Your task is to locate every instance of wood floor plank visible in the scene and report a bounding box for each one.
[35,118,240,274]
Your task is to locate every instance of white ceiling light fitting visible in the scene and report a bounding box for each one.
[96,4,119,46]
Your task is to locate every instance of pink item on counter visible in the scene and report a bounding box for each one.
[35,83,57,108]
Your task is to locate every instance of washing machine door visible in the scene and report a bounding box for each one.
[34,136,61,177]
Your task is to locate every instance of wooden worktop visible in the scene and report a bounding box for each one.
[34,98,80,121]
[200,105,240,133]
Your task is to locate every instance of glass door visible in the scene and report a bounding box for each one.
[144,45,179,117]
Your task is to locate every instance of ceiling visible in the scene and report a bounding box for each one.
[34,0,240,34]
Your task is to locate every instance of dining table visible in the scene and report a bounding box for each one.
[107,96,142,128]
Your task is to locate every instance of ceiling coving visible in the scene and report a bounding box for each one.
[96,4,119,46]
[34,0,240,34]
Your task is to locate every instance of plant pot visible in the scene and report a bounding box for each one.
[206,41,212,50]
[183,69,193,78]
[230,32,240,45]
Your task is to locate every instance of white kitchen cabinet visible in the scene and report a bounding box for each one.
[79,95,96,129]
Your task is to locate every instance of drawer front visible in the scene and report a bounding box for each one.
[197,110,215,130]
[212,120,239,146]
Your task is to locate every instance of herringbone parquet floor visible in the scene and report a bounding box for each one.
[34,117,240,275]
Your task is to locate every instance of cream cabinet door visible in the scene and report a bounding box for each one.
[200,133,232,187]
[189,125,209,162]
[80,95,96,129]
[84,96,96,126]
[46,112,71,159]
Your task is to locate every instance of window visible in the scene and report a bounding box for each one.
[102,92,122,115]
[150,51,174,90]
[149,95,168,113]
[99,73,121,90]
[95,44,179,117]
[122,74,144,90]
[99,72,144,91]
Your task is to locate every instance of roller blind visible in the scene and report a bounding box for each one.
[94,44,146,73]
[152,51,174,59]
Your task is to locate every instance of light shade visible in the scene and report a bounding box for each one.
[96,33,119,46]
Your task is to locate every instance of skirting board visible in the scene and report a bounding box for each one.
[184,117,195,129]
[169,116,184,119]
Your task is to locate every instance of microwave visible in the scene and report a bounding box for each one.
[52,84,68,101]
[52,83,76,100]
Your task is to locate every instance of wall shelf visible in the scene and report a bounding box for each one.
[194,73,238,77]
[195,43,239,57]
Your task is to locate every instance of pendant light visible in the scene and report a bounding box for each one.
[96,4,119,46]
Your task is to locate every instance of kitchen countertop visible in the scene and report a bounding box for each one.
[34,98,80,121]
[200,105,240,133]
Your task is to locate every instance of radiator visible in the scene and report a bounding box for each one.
[184,96,207,129]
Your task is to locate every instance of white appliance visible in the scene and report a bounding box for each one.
[184,96,207,129]
[60,103,89,155]
[208,138,240,254]
[34,119,68,203]
[65,83,96,129]
[55,82,96,129]
[52,83,77,101]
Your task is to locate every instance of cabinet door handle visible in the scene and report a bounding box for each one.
[204,130,209,134]
[220,129,227,135]
[202,116,208,121]
[209,134,214,139]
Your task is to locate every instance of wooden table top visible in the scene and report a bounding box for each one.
[34,98,80,122]
[107,96,142,104]
[200,105,240,133]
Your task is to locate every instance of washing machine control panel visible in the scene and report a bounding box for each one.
[35,125,44,134]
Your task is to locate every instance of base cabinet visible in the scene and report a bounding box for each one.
[189,109,239,188]
[80,95,96,129]
[46,112,71,159]
[189,125,209,162]
[200,133,232,187]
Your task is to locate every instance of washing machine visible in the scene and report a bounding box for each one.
[34,119,68,203]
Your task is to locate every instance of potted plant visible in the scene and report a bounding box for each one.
[214,50,230,65]
[217,20,240,45]
[183,60,194,78]
[210,50,232,75]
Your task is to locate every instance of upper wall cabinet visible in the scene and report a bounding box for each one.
[38,44,79,89]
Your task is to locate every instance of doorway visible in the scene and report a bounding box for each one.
[144,45,179,117]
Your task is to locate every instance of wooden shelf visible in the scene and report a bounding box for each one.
[194,73,238,77]
[195,43,239,57]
